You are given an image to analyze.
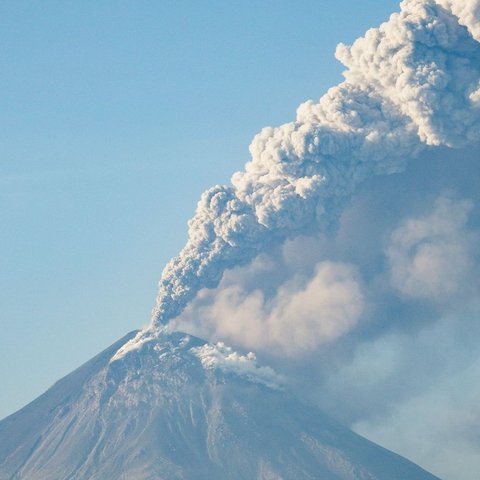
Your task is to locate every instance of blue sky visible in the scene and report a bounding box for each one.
[1,0,400,420]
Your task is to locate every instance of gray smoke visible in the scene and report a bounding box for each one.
[116,0,480,356]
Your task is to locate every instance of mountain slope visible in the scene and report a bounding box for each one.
[0,331,439,480]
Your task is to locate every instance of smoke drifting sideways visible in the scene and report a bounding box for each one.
[115,0,480,357]
[167,142,480,480]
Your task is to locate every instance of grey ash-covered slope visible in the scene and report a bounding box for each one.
[0,331,439,480]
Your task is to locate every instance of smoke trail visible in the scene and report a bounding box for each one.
[114,0,480,357]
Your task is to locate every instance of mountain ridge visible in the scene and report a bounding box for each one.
[0,331,440,480]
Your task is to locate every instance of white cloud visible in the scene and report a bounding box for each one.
[435,0,480,42]
[173,261,364,355]
[191,342,283,389]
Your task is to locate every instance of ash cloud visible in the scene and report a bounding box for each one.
[143,0,480,335]
[174,260,364,355]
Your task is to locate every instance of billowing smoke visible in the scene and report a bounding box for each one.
[148,0,480,331]
[115,0,480,358]
[174,260,365,355]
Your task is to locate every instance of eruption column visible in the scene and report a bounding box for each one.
[149,0,480,334]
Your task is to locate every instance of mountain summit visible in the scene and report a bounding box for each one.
[0,331,439,480]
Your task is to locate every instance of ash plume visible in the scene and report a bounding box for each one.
[120,0,480,354]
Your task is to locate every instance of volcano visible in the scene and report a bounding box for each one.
[0,330,439,480]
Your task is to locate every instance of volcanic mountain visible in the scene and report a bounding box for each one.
[0,330,439,480]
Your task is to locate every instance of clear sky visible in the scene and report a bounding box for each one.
[1,0,400,420]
